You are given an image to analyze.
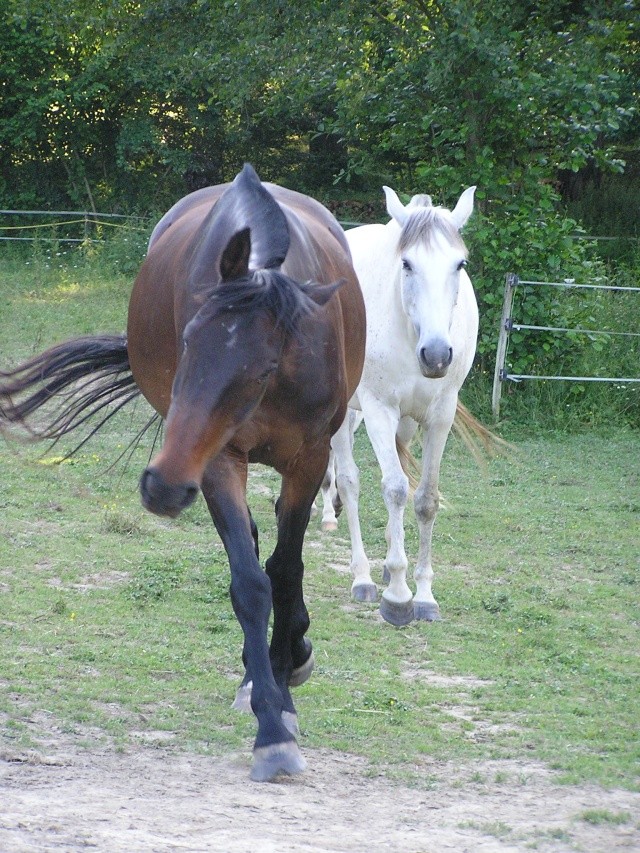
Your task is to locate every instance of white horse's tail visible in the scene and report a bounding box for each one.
[397,401,510,490]
[396,436,421,491]
[452,401,511,464]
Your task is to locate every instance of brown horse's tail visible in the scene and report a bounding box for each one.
[0,335,144,456]
[395,400,509,491]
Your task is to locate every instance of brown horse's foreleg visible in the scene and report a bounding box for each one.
[265,465,323,725]
[200,462,305,782]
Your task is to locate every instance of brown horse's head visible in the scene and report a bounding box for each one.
[140,227,340,518]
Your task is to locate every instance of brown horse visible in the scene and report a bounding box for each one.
[0,164,366,781]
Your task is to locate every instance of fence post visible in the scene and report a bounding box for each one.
[492,272,518,421]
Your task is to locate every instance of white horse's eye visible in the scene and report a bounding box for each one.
[402,258,412,272]
[457,259,468,271]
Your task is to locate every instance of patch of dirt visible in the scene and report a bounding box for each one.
[46,570,131,592]
[400,668,492,688]
[1,727,638,852]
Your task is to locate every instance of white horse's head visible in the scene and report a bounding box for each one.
[383,184,476,379]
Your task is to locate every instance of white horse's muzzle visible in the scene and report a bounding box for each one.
[417,340,453,378]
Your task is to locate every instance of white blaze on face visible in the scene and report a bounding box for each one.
[400,233,466,378]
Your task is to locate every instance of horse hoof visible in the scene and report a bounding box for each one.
[413,601,441,621]
[281,710,299,736]
[251,741,306,782]
[379,596,414,627]
[352,582,378,602]
[232,682,253,712]
[289,647,315,687]
[321,521,338,532]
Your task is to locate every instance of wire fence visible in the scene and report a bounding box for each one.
[0,210,149,244]
[492,273,640,419]
[0,209,365,248]
[5,212,639,417]
[3,209,638,245]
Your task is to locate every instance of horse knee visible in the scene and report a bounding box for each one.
[414,490,439,522]
[336,468,359,499]
[231,566,272,624]
[382,474,409,509]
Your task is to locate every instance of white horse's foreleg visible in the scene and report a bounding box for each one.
[363,405,414,626]
[413,406,456,621]
[318,449,339,531]
[331,415,377,601]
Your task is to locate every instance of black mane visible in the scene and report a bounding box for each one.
[203,269,315,338]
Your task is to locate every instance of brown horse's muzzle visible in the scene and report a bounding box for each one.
[139,467,199,518]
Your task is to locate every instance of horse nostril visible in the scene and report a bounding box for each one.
[418,342,453,377]
[182,482,199,508]
[140,468,153,500]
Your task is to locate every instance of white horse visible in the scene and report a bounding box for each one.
[324,184,478,626]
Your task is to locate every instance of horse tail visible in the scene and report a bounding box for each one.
[394,401,509,490]
[396,436,421,491]
[452,401,510,463]
[0,334,141,455]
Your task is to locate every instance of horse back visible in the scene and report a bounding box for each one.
[129,181,365,421]
[277,198,365,405]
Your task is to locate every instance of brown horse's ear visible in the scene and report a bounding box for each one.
[220,228,251,281]
[302,280,344,307]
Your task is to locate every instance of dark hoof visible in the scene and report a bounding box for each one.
[413,601,441,621]
[382,567,390,585]
[379,596,414,627]
[352,582,378,602]
[251,741,306,782]
[289,648,314,688]
[232,682,253,712]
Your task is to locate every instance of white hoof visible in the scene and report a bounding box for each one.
[232,682,253,712]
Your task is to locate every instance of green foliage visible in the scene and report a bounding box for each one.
[2,0,639,425]
[463,183,598,366]
[2,0,637,211]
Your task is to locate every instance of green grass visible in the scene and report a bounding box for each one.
[579,809,633,826]
[1,250,639,791]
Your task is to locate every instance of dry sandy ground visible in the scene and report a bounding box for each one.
[1,727,639,853]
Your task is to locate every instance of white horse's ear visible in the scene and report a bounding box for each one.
[450,186,476,230]
[383,186,408,227]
